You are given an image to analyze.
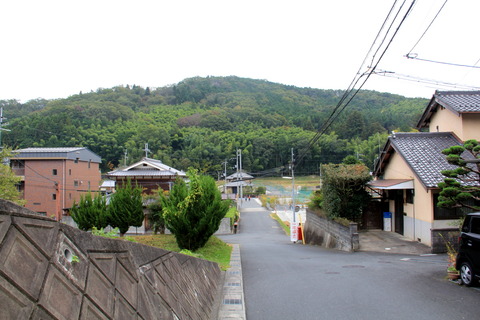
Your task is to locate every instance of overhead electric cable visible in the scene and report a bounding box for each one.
[373,69,480,90]
[295,0,416,167]
[405,54,480,69]
[407,0,448,54]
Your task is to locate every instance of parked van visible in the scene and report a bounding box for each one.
[456,212,480,286]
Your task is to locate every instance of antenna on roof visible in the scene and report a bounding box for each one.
[143,143,151,158]
[0,107,11,149]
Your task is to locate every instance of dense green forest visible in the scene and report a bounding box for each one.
[1,76,427,176]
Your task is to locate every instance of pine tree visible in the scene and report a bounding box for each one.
[161,170,229,251]
[438,139,480,211]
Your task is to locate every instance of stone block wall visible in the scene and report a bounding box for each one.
[303,209,359,252]
[0,199,221,320]
[431,228,460,254]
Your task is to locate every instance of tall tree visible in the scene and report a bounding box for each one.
[321,163,371,221]
[108,178,144,236]
[0,148,25,205]
[71,192,109,231]
[437,139,480,211]
[160,169,229,251]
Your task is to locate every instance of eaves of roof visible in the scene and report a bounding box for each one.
[375,132,476,189]
[417,90,480,129]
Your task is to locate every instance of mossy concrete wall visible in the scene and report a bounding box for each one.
[0,199,221,320]
[304,209,359,252]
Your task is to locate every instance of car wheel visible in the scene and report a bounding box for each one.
[460,262,475,287]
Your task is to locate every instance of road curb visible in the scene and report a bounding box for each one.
[217,244,246,320]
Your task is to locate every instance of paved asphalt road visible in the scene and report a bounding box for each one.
[219,200,480,320]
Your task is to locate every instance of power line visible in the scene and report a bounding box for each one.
[407,0,448,54]
[295,0,416,167]
[405,54,480,69]
[373,69,480,90]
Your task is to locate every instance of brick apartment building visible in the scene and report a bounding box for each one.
[11,147,102,220]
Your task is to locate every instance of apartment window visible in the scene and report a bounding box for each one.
[69,169,72,175]
[74,180,79,187]
[52,194,57,200]
[69,193,72,200]
[88,159,91,168]
[52,169,57,176]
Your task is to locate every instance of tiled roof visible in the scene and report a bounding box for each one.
[107,157,186,178]
[226,171,254,180]
[435,90,480,113]
[417,90,480,129]
[108,170,182,177]
[388,132,476,188]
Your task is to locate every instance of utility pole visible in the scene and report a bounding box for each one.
[239,149,243,203]
[224,160,227,194]
[291,148,295,223]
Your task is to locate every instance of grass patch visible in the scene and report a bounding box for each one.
[254,176,320,188]
[133,234,232,271]
[270,213,290,235]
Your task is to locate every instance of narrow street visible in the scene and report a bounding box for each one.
[219,200,480,320]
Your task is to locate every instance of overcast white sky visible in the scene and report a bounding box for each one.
[1,0,478,102]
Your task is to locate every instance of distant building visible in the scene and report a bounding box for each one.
[224,170,254,196]
[11,147,102,221]
[106,157,186,194]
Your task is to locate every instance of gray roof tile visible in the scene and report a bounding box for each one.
[435,90,480,113]
[390,132,476,188]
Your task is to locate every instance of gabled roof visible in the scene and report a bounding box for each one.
[107,157,186,178]
[373,132,477,189]
[226,171,254,181]
[417,90,480,129]
[13,147,101,163]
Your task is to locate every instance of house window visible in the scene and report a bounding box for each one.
[52,194,57,200]
[52,169,57,176]
[74,180,79,187]
[69,193,72,200]
[69,169,72,175]
[433,194,477,220]
[88,160,91,168]
[75,158,79,163]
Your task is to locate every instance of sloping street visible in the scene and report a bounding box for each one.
[219,200,480,320]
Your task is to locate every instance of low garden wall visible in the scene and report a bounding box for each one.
[303,209,359,252]
[0,199,221,320]
[431,228,460,254]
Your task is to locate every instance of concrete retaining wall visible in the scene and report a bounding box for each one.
[0,199,221,320]
[303,209,359,252]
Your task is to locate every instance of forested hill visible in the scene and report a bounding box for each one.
[2,76,428,174]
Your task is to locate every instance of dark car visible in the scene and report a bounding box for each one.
[456,212,480,286]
